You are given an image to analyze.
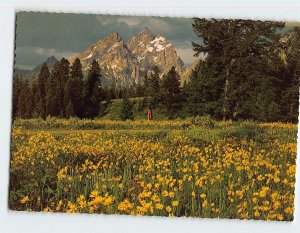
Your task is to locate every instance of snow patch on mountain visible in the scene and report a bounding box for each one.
[83,53,93,60]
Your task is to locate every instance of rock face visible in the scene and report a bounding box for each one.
[72,28,185,87]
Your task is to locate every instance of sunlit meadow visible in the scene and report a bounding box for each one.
[9,118,297,221]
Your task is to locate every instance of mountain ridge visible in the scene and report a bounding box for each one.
[14,28,186,87]
[70,28,186,87]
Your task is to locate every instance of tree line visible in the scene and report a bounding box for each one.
[13,58,101,120]
[13,55,183,121]
[13,19,299,122]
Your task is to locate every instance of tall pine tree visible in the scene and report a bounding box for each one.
[145,66,161,107]
[161,66,182,118]
[12,75,22,120]
[280,27,300,122]
[65,57,84,118]
[120,94,134,121]
[45,62,60,117]
[17,80,33,119]
[35,63,50,119]
[45,58,70,117]
[83,60,102,119]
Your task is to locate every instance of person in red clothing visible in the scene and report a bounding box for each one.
[147,106,153,121]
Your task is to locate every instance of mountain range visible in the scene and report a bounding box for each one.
[15,28,187,87]
[71,27,186,87]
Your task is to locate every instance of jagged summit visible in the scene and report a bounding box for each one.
[139,27,152,38]
[142,26,151,34]
[103,32,121,43]
[32,56,58,73]
[71,28,186,87]
[127,28,154,49]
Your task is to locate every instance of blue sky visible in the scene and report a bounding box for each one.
[15,12,202,69]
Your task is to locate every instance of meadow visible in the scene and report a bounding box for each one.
[9,117,297,221]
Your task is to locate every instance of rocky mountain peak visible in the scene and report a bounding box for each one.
[127,27,154,49]
[32,56,58,74]
[139,27,153,39]
[142,26,150,34]
[104,32,121,43]
[70,29,186,87]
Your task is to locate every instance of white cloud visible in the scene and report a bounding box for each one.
[15,46,78,69]
[96,15,115,26]
[117,17,140,27]
[96,15,172,33]
[32,47,77,59]
[144,18,172,32]
[175,47,196,65]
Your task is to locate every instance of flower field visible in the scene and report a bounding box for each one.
[9,118,297,221]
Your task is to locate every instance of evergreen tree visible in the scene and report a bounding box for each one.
[36,63,50,119]
[120,94,134,121]
[110,82,117,100]
[161,66,182,118]
[144,72,150,88]
[45,58,69,117]
[187,18,285,120]
[280,27,300,122]
[185,60,223,117]
[45,62,60,117]
[127,86,135,98]
[252,77,281,121]
[31,80,40,117]
[12,75,22,120]
[135,83,145,97]
[66,57,84,118]
[17,80,33,118]
[117,88,125,99]
[137,97,147,111]
[145,66,161,107]
[83,60,102,119]
[65,100,75,118]
[58,58,70,117]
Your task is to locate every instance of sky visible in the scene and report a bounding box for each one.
[15,12,202,70]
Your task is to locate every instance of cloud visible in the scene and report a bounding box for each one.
[175,47,196,66]
[143,18,172,32]
[117,17,141,27]
[96,15,116,26]
[96,15,173,33]
[15,46,77,69]
[15,12,198,68]
[32,47,77,58]
[172,39,206,65]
